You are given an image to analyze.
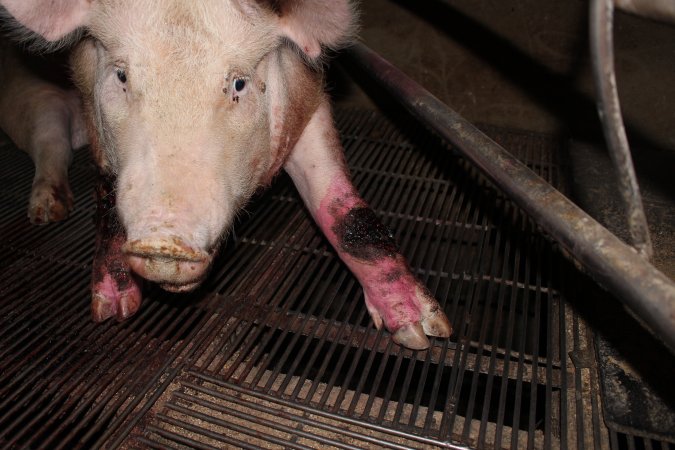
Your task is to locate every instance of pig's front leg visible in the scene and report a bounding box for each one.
[25,118,73,225]
[284,101,452,350]
[90,174,143,322]
[4,89,86,225]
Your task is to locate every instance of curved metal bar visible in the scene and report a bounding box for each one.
[615,0,675,24]
[591,0,654,260]
[345,42,675,354]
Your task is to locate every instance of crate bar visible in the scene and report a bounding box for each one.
[590,0,653,259]
[345,43,675,353]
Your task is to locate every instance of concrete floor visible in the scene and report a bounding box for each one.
[332,0,675,280]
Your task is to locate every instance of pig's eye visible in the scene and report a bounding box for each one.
[116,68,127,84]
[232,78,246,94]
[230,77,249,103]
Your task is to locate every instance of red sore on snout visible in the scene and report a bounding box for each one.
[122,236,212,292]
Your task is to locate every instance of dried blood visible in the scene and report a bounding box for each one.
[332,207,397,261]
[92,172,131,290]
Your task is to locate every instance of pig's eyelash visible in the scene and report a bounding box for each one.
[224,70,251,91]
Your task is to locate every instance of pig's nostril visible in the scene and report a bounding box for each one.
[122,236,209,262]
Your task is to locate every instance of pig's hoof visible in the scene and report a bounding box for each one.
[28,180,73,224]
[92,292,142,322]
[365,284,452,350]
[91,273,143,322]
[393,323,430,350]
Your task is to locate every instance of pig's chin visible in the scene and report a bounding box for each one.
[122,237,213,290]
[159,280,202,293]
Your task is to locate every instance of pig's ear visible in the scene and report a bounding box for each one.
[270,0,358,60]
[0,0,92,50]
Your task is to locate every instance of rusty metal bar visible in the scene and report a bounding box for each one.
[590,0,653,260]
[344,42,675,353]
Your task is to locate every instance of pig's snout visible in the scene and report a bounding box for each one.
[122,236,212,292]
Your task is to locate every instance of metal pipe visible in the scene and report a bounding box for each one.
[615,0,675,24]
[591,0,654,260]
[344,42,675,353]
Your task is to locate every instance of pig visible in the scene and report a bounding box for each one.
[0,0,452,349]
[0,41,87,224]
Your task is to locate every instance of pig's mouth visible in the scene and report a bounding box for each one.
[122,236,213,292]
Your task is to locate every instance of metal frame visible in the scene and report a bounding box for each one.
[345,43,675,353]
[591,0,653,260]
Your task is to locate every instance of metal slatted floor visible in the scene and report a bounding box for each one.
[0,108,672,449]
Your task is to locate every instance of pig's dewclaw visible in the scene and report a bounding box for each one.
[28,180,73,224]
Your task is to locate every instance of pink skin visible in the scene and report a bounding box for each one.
[313,178,416,328]
[1,0,451,349]
[315,174,449,347]
[285,101,452,350]
[91,233,144,322]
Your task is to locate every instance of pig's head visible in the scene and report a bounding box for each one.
[1,0,356,291]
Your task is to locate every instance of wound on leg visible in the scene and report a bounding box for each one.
[332,206,398,261]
